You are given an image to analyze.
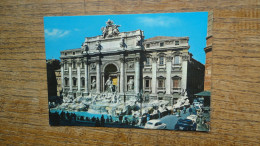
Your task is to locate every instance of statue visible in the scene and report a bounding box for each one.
[101,19,121,38]
[136,36,141,46]
[128,62,134,69]
[101,27,107,38]
[127,77,134,91]
[96,41,102,51]
[81,43,88,52]
[105,77,113,92]
[112,24,120,35]
[91,79,96,89]
[120,38,126,48]
[90,64,96,71]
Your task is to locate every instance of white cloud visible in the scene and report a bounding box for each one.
[44,29,70,38]
[137,16,180,27]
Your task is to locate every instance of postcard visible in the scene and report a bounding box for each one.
[45,12,210,131]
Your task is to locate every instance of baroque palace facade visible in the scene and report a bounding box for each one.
[60,20,204,104]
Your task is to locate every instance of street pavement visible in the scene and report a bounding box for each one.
[159,110,191,130]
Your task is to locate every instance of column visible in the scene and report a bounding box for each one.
[68,60,73,95]
[151,57,157,94]
[96,59,101,94]
[120,58,125,94]
[134,56,140,94]
[181,54,189,96]
[166,56,172,95]
[102,75,105,92]
[76,60,81,96]
[60,60,64,90]
[84,59,89,96]
[117,75,120,92]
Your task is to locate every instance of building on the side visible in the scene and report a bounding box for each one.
[46,59,61,97]
[60,20,204,104]
[55,69,62,96]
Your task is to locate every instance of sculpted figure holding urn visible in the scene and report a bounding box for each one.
[128,77,134,91]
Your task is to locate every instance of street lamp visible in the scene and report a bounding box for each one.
[138,89,144,117]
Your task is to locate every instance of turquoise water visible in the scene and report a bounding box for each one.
[50,109,115,119]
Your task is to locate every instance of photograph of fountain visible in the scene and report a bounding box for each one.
[45,12,211,131]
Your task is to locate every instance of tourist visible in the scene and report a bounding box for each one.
[183,106,186,114]
[189,107,192,115]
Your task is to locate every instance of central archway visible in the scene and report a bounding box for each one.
[104,64,118,92]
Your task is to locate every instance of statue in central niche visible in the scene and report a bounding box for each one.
[101,19,121,38]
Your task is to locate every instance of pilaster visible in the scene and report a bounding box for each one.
[83,59,89,96]
[151,56,158,95]
[76,59,81,96]
[68,59,73,96]
[96,58,101,94]
[181,54,189,96]
[60,60,64,92]
[134,55,140,94]
[166,56,172,95]
[120,57,125,94]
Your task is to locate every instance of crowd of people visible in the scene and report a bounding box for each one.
[49,111,113,126]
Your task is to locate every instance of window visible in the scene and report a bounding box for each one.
[82,62,84,69]
[175,41,179,45]
[155,122,162,126]
[159,56,164,65]
[73,62,76,69]
[73,52,75,55]
[82,78,85,87]
[173,79,179,88]
[65,78,68,86]
[173,77,181,88]
[145,79,150,88]
[65,53,67,56]
[146,44,150,48]
[73,78,77,86]
[146,57,150,65]
[174,56,180,65]
[65,63,68,70]
[160,42,164,47]
[158,79,164,88]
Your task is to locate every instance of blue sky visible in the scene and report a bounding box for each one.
[44,12,208,64]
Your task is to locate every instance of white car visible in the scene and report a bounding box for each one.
[144,119,167,129]
[187,115,197,123]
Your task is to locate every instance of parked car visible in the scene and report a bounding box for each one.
[186,115,197,123]
[202,106,210,113]
[174,119,196,131]
[144,119,167,129]
[193,102,201,108]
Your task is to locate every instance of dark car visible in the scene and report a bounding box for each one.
[174,119,196,131]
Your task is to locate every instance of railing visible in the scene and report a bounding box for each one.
[158,64,165,67]
[172,65,182,70]
[144,64,151,67]
[157,87,166,90]
[172,87,181,93]
[144,87,151,92]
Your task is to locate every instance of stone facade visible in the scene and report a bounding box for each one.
[60,20,204,104]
